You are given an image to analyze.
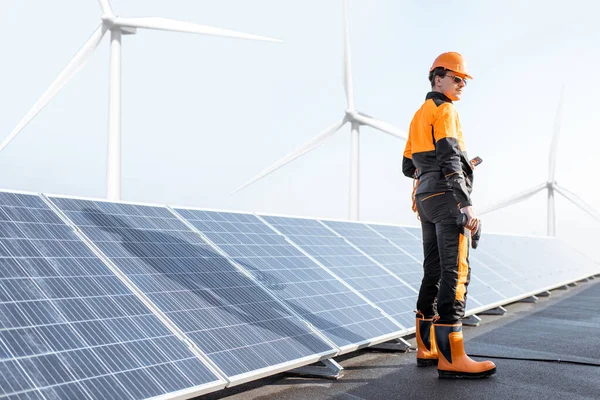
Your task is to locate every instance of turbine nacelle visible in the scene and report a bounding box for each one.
[101,16,138,34]
[344,109,358,120]
[345,110,377,127]
[101,14,116,26]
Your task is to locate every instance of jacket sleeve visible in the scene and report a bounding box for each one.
[402,132,416,178]
[433,104,472,207]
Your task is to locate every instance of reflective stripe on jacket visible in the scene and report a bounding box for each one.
[402,92,473,207]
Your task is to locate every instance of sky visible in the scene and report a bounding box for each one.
[1,0,599,260]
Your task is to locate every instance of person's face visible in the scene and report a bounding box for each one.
[437,73,468,101]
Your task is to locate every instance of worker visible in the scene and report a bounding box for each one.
[402,52,496,378]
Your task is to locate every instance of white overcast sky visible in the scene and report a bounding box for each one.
[1,0,599,259]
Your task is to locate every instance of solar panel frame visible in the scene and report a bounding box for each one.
[45,194,338,387]
[0,189,227,400]
[170,206,407,354]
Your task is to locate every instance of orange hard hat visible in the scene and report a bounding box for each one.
[430,52,473,80]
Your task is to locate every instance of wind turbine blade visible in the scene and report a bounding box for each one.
[479,183,546,215]
[97,0,112,15]
[0,25,106,153]
[231,118,348,194]
[353,114,407,140]
[114,17,282,43]
[342,0,355,110]
[554,184,600,222]
[548,85,565,182]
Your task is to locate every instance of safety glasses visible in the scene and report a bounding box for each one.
[446,75,468,86]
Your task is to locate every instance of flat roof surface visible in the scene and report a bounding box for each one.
[201,277,600,399]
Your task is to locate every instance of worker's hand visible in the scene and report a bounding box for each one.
[460,205,479,233]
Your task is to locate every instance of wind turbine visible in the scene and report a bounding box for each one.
[231,0,407,221]
[481,87,600,235]
[1,0,281,201]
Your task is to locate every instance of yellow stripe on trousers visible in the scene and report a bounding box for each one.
[456,232,469,301]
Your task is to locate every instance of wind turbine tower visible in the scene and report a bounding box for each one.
[0,0,281,201]
[232,0,407,221]
[481,88,600,235]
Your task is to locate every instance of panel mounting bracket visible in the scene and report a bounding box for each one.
[518,295,538,303]
[478,306,507,316]
[287,359,344,380]
[462,314,481,327]
[367,337,411,352]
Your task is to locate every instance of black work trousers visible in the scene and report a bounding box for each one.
[415,191,471,324]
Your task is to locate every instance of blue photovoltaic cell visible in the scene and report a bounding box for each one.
[0,192,220,400]
[174,209,401,349]
[49,197,334,379]
[256,216,412,329]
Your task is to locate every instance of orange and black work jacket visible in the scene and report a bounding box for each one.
[402,92,474,207]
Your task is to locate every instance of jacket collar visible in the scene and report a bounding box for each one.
[426,91,453,104]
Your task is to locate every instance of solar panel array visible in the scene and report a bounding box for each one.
[370,224,600,313]
[0,189,597,399]
[172,209,404,351]
[280,218,418,328]
[0,192,223,400]
[469,234,600,300]
[47,197,335,384]
[370,224,498,311]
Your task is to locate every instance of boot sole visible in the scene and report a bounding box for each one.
[438,367,496,379]
[417,358,438,367]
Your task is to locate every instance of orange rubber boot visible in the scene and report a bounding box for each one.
[434,323,496,378]
[416,313,438,367]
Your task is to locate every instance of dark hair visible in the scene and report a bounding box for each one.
[429,67,448,88]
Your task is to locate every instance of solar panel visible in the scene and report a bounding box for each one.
[548,239,600,279]
[329,222,422,290]
[468,246,528,302]
[0,191,224,400]
[366,225,422,262]
[474,234,600,295]
[172,208,403,351]
[386,228,598,308]
[255,216,415,329]
[312,220,421,326]
[47,196,335,384]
